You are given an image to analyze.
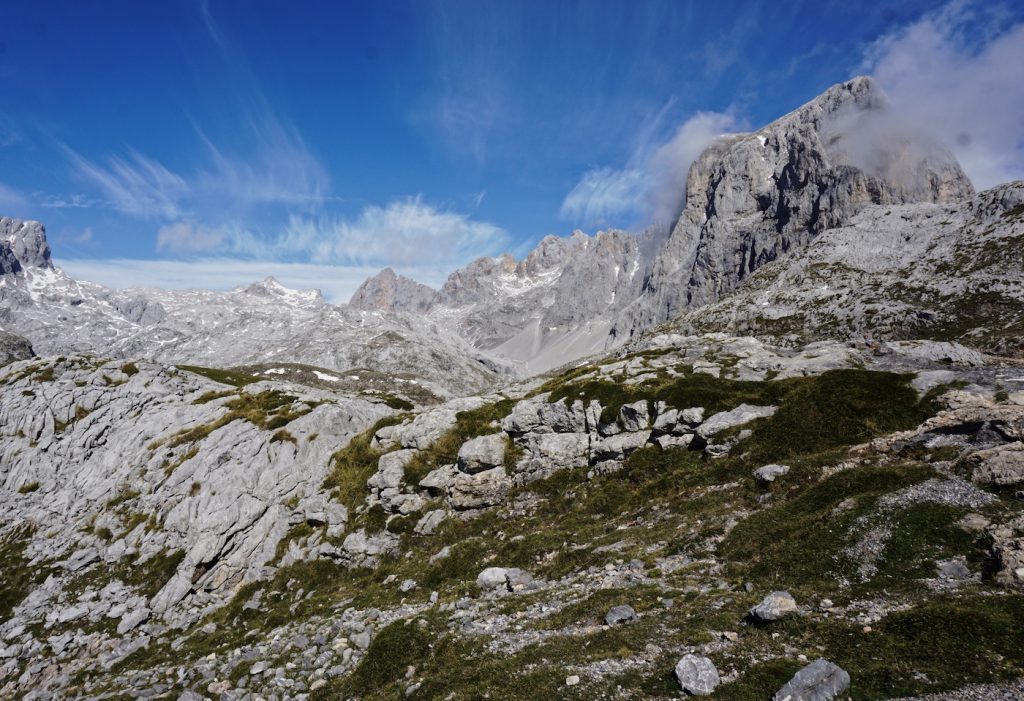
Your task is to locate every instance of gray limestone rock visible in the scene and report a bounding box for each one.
[476,567,533,593]
[970,443,1024,487]
[448,467,511,510]
[750,591,799,622]
[457,433,507,474]
[414,510,447,536]
[698,404,777,438]
[618,401,650,432]
[617,76,973,339]
[754,464,791,485]
[593,431,651,462]
[674,654,720,696]
[604,604,637,626]
[0,331,34,366]
[772,658,850,701]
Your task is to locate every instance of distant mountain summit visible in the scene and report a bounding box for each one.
[349,268,435,313]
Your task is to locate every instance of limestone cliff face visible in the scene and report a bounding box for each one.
[614,77,974,338]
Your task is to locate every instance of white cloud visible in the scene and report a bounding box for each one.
[56,257,384,304]
[194,114,330,209]
[71,227,94,245]
[283,197,509,269]
[561,111,739,229]
[645,112,742,225]
[39,193,101,209]
[64,113,330,222]
[156,221,226,253]
[130,198,508,291]
[862,1,1024,189]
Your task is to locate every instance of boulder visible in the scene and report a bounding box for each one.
[0,331,34,366]
[476,567,533,593]
[655,434,694,450]
[116,607,150,635]
[414,509,447,536]
[698,404,777,438]
[593,431,651,461]
[419,464,458,493]
[457,433,508,474]
[448,467,510,510]
[772,658,850,701]
[652,402,678,432]
[674,654,720,696]
[970,442,1024,487]
[680,407,706,426]
[618,401,650,432]
[754,464,791,485]
[516,432,591,480]
[605,604,637,625]
[368,449,417,490]
[502,396,588,435]
[749,591,798,622]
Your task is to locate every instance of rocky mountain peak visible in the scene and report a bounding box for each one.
[348,267,436,313]
[614,77,975,337]
[0,217,53,274]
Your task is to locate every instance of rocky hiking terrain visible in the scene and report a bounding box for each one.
[0,336,1023,700]
[2,75,1024,700]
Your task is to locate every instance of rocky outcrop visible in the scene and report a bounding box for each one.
[0,356,390,631]
[0,218,52,273]
[677,181,1024,356]
[0,330,33,366]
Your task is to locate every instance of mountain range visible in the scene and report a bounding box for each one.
[2,77,1024,701]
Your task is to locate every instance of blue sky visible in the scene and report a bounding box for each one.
[1,0,1022,300]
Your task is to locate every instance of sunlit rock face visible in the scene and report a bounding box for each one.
[614,76,974,338]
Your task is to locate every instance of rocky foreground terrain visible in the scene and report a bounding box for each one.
[2,76,1024,700]
[1,335,1023,700]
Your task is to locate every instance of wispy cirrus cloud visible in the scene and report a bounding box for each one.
[63,109,329,221]
[862,0,1024,189]
[156,221,226,253]
[63,147,189,219]
[60,0,330,236]
[561,110,740,229]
